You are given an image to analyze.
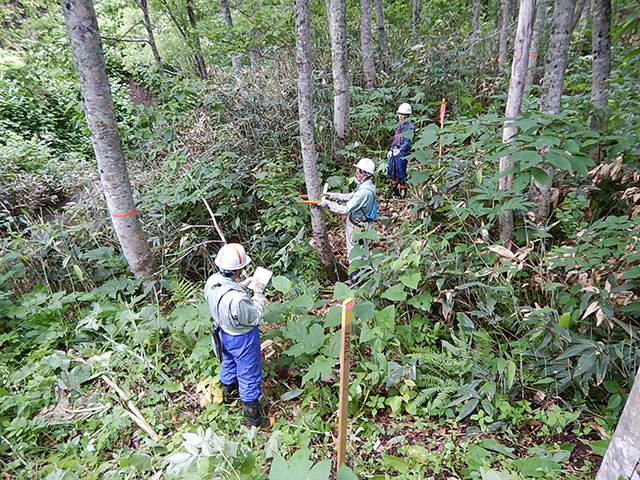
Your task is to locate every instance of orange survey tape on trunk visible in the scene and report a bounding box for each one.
[297,200,321,205]
[111,208,137,218]
[298,194,328,199]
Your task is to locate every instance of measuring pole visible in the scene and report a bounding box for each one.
[336,297,354,472]
[438,98,446,164]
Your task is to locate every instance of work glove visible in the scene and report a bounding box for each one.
[240,277,253,288]
[392,147,400,157]
[318,199,329,208]
[386,150,393,159]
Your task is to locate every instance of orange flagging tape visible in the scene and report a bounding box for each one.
[111,208,137,218]
[529,53,538,57]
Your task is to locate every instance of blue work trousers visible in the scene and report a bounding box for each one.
[388,155,408,185]
[219,326,262,403]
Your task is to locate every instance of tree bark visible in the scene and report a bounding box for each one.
[61,0,156,282]
[588,0,611,134]
[249,44,263,89]
[294,0,339,277]
[524,0,550,92]
[530,0,578,221]
[373,0,390,72]
[470,0,481,56]
[570,0,589,32]
[499,0,536,242]
[595,366,640,480]
[327,0,350,161]
[360,0,377,88]
[136,0,164,76]
[185,0,207,80]
[219,0,243,86]
[498,0,512,68]
[411,0,420,43]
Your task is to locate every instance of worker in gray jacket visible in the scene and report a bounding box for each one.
[318,158,378,282]
[204,243,275,430]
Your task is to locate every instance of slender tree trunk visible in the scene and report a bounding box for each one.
[588,0,611,134]
[524,0,550,92]
[294,0,338,277]
[373,0,390,71]
[498,0,512,68]
[61,0,156,282]
[185,0,207,80]
[470,0,481,56]
[219,0,243,86]
[327,0,350,161]
[136,0,164,76]
[595,366,640,480]
[570,0,589,32]
[530,0,578,221]
[249,44,263,89]
[499,0,537,242]
[360,0,377,88]
[411,0,420,42]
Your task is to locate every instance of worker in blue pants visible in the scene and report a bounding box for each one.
[387,102,415,198]
[204,243,275,430]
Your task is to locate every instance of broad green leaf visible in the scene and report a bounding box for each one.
[382,284,407,301]
[457,397,479,420]
[399,269,422,290]
[408,292,432,311]
[302,355,335,384]
[621,266,640,280]
[558,312,571,329]
[382,455,409,473]
[280,389,303,402]
[333,282,353,301]
[324,306,342,328]
[513,172,530,191]
[589,439,610,457]
[479,439,516,458]
[512,457,561,477]
[482,470,516,480]
[574,351,597,377]
[337,465,358,480]
[531,167,550,185]
[271,275,292,293]
[506,361,516,389]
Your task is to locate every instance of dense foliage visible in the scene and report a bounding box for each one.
[1,0,639,478]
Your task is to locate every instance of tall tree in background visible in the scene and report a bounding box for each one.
[135,0,164,76]
[220,0,243,86]
[294,0,338,276]
[470,0,481,56]
[499,0,536,242]
[524,0,550,92]
[61,0,157,282]
[588,0,611,136]
[360,0,376,88]
[595,366,640,480]
[373,0,390,72]
[530,0,578,221]
[327,0,350,161]
[185,0,207,80]
[498,0,512,67]
[411,0,420,42]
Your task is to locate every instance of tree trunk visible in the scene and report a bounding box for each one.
[524,0,550,92]
[498,0,512,68]
[570,0,589,32]
[61,0,157,282]
[294,0,339,277]
[499,0,536,242]
[327,0,350,161]
[219,0,243,86]
[411,0,420,43]
[373,0,390,72]
[530,0,577,221]
[588,0,611,134]
[185,0,207,80]
[137,0,164,76]
[470,0,481,56]
[249,44,263,89]
[595,366,640,480]
[360,0,377,88]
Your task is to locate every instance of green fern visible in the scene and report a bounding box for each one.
[170,277,201,303]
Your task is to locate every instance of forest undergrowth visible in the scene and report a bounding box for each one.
[2,2,640,478]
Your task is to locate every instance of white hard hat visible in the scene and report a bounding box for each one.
[354,158,375,176]
[397,103,412,115]
[215,243,251,270]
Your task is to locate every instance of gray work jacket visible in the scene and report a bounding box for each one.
[204,273,265,336]
[326,179,376,224]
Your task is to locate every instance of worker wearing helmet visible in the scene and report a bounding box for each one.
[318,158,378,281]
[204,243,275,430]
[387,102,415,198]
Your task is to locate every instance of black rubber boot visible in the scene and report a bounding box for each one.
[221,382,238,404]
[242,400,275,430]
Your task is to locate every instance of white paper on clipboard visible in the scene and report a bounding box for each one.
[249,267,273,292]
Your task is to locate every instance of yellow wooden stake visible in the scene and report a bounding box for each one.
[337,297,354,472]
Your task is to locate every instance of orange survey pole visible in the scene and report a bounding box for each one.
[438,98,446,162]
[336,297,354,473]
